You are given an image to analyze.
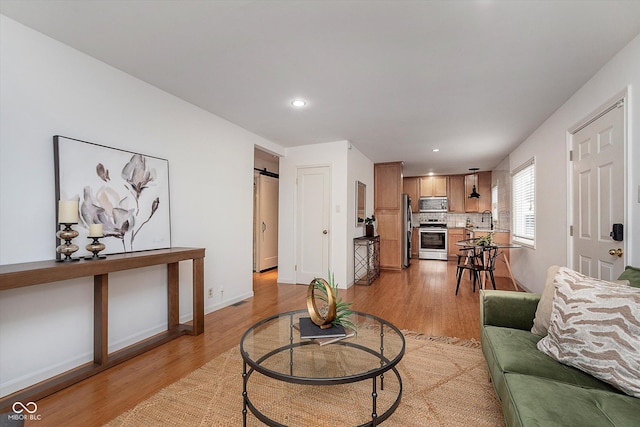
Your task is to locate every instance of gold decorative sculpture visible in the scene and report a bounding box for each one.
[307,278,336,329]
[306,272,357,333]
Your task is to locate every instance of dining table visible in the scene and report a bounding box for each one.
[456,239,521,291]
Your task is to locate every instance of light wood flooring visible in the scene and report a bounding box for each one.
[23,259,518,426]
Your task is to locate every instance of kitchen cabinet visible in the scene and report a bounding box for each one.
[374,162,403,269]
[447,175,465,212]
[464,171,491,213]
[411,228,419,258]
[376,210,402,269]
[478,172,492,212]
[447,228,465,259]
[375,162,403,210]
[403,177,420,213]
[419,176,447,197]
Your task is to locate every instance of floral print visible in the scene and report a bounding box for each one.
[122,154,156,212]
[80,154,161,252]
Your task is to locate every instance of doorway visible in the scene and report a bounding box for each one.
[569,95,626,280]
[253,148,280,277]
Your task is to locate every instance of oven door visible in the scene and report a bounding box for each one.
[419,228,448,260]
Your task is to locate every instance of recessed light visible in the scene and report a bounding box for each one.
[432,148,440,152]
[291,99,307,108]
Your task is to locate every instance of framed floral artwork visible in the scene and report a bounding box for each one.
[54,136,171,258]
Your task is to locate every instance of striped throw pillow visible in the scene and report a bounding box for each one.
[537,267,640,397]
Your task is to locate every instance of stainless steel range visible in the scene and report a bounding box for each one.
[418,219,448,260]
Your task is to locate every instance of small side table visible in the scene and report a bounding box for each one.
[354,235,380,285]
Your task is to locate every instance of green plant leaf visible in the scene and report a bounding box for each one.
[314,270,358,333]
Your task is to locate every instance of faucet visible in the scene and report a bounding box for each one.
[482,210,494,230]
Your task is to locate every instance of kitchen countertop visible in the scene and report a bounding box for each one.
[465,227,510,233]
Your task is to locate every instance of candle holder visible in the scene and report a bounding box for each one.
[85,236,107,260]
[56,223,80,262]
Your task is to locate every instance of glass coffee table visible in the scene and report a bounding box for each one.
[240,310,405,426]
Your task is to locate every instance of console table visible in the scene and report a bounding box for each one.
[0,247,205,411]
[353,235,380,285]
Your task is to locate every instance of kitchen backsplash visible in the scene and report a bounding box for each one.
[413,212,508,230]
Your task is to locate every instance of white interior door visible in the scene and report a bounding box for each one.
[296,166,330,284]
[256,174,279,271]
[571,101,625,280]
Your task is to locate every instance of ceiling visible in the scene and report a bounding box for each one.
[2,1,640,176]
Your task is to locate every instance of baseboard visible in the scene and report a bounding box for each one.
[203,291,254,315]
[0,352,92,398]
[108,324,168,353]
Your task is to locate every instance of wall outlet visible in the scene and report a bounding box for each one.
[207,288,213,298]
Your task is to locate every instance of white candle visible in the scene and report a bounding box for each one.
[58,200,79,223]
[88,223,103,237]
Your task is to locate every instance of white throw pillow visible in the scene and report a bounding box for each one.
[537,267,640,397]
[531,265,560,336]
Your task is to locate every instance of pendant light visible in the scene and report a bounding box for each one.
[468,168,481,198]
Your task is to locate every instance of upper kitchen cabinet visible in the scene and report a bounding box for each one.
[464,171,491,212]
[375,162,403,210]
[419,176,447,197]
[448,175,465,212]
[403,177,420,212]
[374,162,404,270]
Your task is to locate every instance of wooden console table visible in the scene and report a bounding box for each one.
[0,247,205,411]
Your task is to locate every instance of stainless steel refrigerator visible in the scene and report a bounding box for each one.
[402,194,412,268]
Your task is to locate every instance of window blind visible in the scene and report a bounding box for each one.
[512,158,535,247]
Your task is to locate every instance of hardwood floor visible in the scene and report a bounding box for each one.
[23,259,518,426]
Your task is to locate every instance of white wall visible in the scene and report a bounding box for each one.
[347,144,375,286]
[278,140,374,288]
[0,16,281,396]
[509,33,640,293]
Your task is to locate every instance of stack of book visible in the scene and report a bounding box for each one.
[296,317,355,346]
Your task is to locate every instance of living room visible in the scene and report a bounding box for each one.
[1,1,640,426]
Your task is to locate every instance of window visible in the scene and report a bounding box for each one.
[512,158,535,247]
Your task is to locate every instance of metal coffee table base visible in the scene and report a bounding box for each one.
[242,359,402,427]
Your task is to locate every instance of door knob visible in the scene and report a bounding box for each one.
[608,248,623,257]
[323,230,328,235]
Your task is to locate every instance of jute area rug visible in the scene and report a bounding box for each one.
[106,333,504,426]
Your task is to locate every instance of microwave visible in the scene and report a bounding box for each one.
[419,197,448,212]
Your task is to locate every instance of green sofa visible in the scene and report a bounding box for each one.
[480,290,640,427]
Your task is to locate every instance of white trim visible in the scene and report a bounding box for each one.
[204,291,254,315]
[566,88,629,270]
[567,90,628,134]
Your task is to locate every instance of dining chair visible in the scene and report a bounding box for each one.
[455,245,499,294]
[478,246,499,291]
[455,246,480,294]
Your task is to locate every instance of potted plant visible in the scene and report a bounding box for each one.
[309,271,357,333]
[364,215,376,237]
[476,232,494,246]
